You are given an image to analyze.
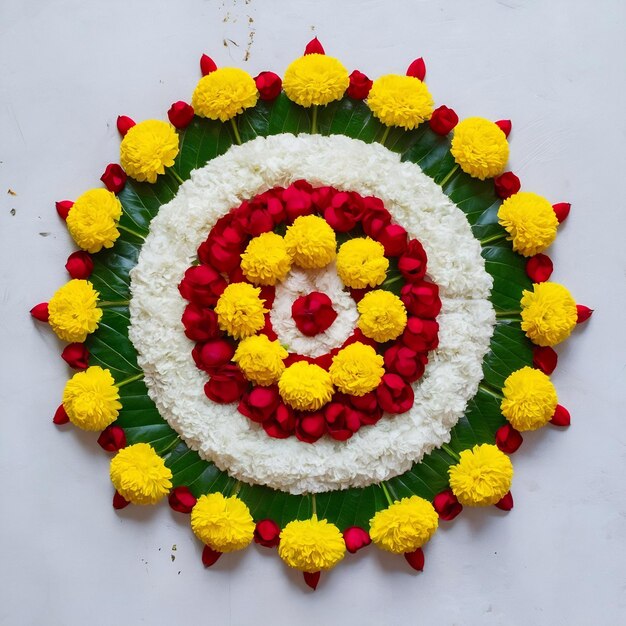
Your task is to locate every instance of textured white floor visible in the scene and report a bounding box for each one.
[1,1,625,624]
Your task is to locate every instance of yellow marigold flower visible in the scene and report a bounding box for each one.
[450,117,509,180]
[192,67,258,122]
[190,493,255,552]
[215,282,268,340]
[520,282,578,346]
[278,361,334,411]
[66,188,122,253]
[282,54,349,107]
[501,367,558,431]
[278,515,346,572]
[110,443,172,505]
[240,232,292,286]
[48,279,102,343]
[497,192,559,257]
[233,334,288,386]
[284,215,336,269]
[329,342,384,396]
[448,444,513,506]
[336,237,389,289]
[357,290,407,342]
[367,74,434,130]
[369,496,439,554]
[62,365,121,431]
[120,119,179,183]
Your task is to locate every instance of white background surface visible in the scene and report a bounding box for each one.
[1,1,625,624]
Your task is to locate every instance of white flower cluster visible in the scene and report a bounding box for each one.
[129,134,495,494]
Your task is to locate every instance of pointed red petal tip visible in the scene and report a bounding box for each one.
[200,54,217,76]
[550,404,571,427]
[576,305,593,323]
[404,548,425,571]
[53,404,69,425]
[533,345,558,375]
[304,37,325,55]
[116,115,136,137]
[495,491,514,511]
[526,253,553,283]
[113,491,130,510]
[406,57,426,80]
[55,200,74,220]
[303,571,321,590]
[168,486,197,514]
[552,202,571,223]
[202,545,222,567]
[495,119,512,137]
[432,489,463,521]
[30,302,49,322]
[495,423,523,454]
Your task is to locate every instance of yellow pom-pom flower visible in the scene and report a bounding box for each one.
[448,444,513,506]
[336,237,389,289]
[233,334,288,386]
[190,493,255,552]
[520,282,578,346]
[329,342,384,396]
[192,67,259,122]
[48,279,102,343]
[282,54,349,107]
[278,515,346,572]
[357,290,407,342]
[367,75,434,130]
[62,365,121,431]
[110,443,172,505]
[500,366,558,431]
[66,188,122,253]
[240,232,292,286]
[120,119,179,183]
[278,361,334,411]
[450,117,509,180]
[284,215,337,269]
[497,192,559,257]
[369,496,439,554]
[215,282,268,340]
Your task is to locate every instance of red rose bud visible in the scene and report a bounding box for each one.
[233,201,274,236]
[255,71,282,100]
[292,292,337,336]
[576,305,593,323]
[494,172,521,199]
[61,343,89,369]
[401,317,439,352]
[55,200,74,220]
[384,344,426,383]
[204,364,247,404]
[552,202,571,223]
[495,491,514,511]
[495,423,523,454]
[404,548,425,571]
[192,339,235,372]
[376,373,415,414]
[398,239,428,283]
[168,486,197,514]
[401,280,441,318]
[283,180,313,222]
[378,223,408,257]
[350,392,383,425]
[181,304,219,342]
[433,489,463,521]
[495,119,512,137]
[343,526,371,553]
[200,54,217,76]
[361,196,391,238]
[550,404,571,427]
[303,571,321,590]
[116,115,135,137]
[533,345,558,375]
[304,37,324,55]
[429,105,458,135]
[168,101,195,129]
[324,401,362,441]
[526,254,553,283]
[65,251,94,279]
[97,425,126,452]
[178,265,227,307]
[100,163,127,193]
[113,491,130,510]
[296,411,327,443]
[254,519,281,547]
[263,403,296,438]
[324,191,364,232]
[347,70,373,99]
[406,57,426,80]
[53,404,69,425]
[238,386,281,423]
[202,545,222,567]
[30,302,49,322]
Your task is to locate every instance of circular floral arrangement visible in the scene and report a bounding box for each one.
[33,38,591,589]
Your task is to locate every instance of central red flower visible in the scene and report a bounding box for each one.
[291,292,337,336]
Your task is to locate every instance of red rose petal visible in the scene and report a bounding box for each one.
[552,202,571,223]
[495,424,523,454]
[404,548,425,571]
[406,57,426,80]
[495,491,514,511]
[346,70,372,99]
[254,71,282,100]
[303,570,321,590]
[533,346,558,375]
[550,404,571,427]
[53,404,69,425]
[343,526,371,553]
[30,302,49,322]
[168,486,197,514]
[97,425,126,452]
[200,54,217,75]
[495,119,512,137]
[100,163,127,193]
[116,115,135,136]
[55,200,74,220]
[168,101,195,129]
[65,251,94,280]
[429,105,458,135]
[432,489,463,521]
[304,38,324,55]
[494,172,521,199]
[113,491,130,510]
[202,545,222,567]
[526,254,553,283]
[61,343,89,370]
[576,305,593,323]
[254,519,281,547]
